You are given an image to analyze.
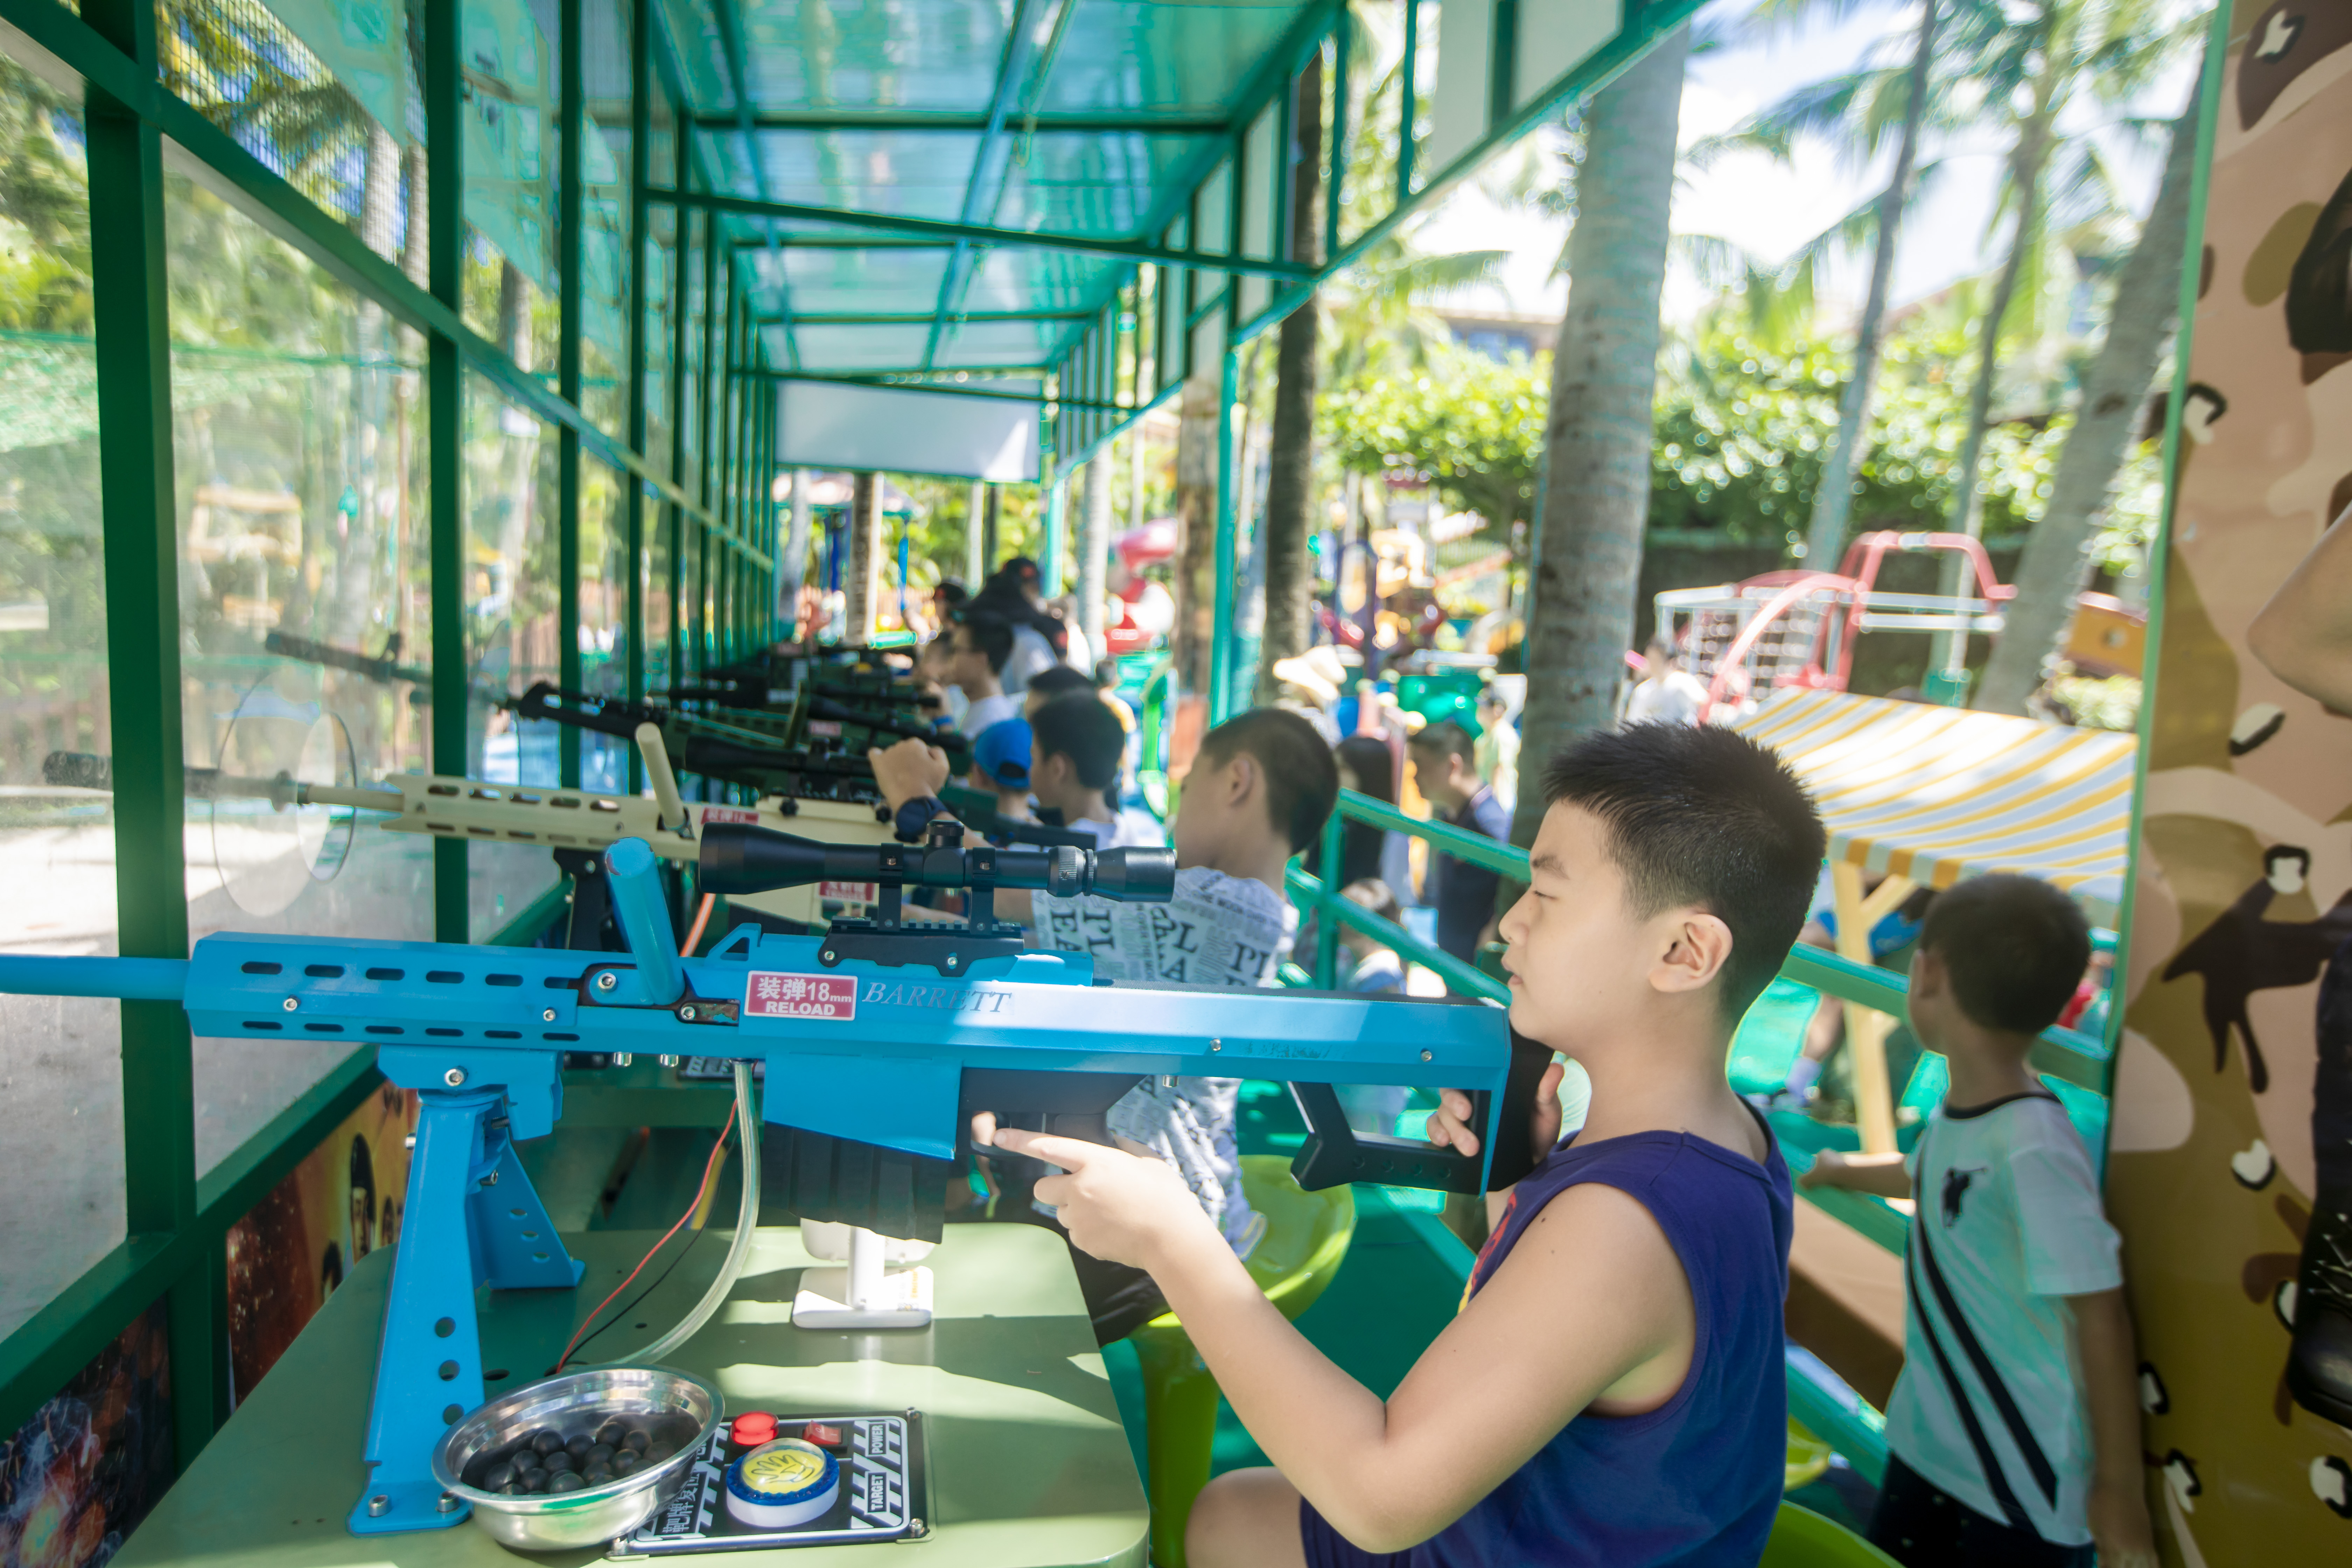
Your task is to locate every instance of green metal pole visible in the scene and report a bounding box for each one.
[625,0,651,783]
[1315,804,1344,988]
[426,0,468,942]
[668,173,691,687]
[1042,466,1066,600]
[83,0,213,1469]
[1209,345,1239,722]
[556,0,583,787]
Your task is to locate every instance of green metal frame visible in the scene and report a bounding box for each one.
[0,0,782,1454]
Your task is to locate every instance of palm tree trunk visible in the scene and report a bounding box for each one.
[846,471,880,641]
[1975,93,2198,715]
[1171,371,1222,770]
[1933,114,2055,673]
[1255,63,1324,704]
[1803,0,1938,573]
[1513,23,1690,835]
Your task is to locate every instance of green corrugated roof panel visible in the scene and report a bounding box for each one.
[660,0,1334,377]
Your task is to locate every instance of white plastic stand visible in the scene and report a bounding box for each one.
[792,1224,934,1330]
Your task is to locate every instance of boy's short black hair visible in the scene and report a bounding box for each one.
[953,610,1014,674]
[1918,874,2091,1035]
[1027,664,1094,703]
[1409,718,1477,763]
[1543,723,1825,1016]
[1092,657,1122,688]
[1195,707,1339,854]
[1030,692,1126,792]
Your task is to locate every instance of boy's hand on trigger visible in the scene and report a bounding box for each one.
[868,736,951,812]
[971,1113,1219,1270]
[1423,1059,1568,1160]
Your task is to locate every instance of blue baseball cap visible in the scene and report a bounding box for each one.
[971,718,1031,789]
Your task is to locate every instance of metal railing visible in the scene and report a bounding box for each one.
[1282,788,2121,1482]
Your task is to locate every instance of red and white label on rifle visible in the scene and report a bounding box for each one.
[820,881,877,905]
[743,972,858,1021]
[807,720,843,738]
[699,805,760,826]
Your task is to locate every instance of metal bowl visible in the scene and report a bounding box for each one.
[430,1366,722,1553]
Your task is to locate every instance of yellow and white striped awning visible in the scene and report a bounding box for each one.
[1729,688,2137,925]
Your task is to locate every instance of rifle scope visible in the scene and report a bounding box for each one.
[699,824,1175,904]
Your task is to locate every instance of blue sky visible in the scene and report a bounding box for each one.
[1424,0,2203,326]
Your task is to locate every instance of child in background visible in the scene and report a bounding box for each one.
[1804,875,2155,1568]
[1406,719,1511,965]
[967,718,1034,823]
[1027,693,1163,850]
[978,724,1823,1565]
[945,611,1021,737]
[1023,662,1097,720]
[1622,635,1709,727]
[868,708,1336,1342]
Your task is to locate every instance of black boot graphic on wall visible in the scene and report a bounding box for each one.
[2162,848,2352,1096]
[2291,933,2352,1426]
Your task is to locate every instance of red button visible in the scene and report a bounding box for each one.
[731,1412,777,1444]
[800,1422,841,1448]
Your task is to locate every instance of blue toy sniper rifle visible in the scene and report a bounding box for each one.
[0,821,1547,1536]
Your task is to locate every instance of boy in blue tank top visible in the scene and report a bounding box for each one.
[979,724,1825,1566]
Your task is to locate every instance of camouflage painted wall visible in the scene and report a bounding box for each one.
[2107,2,2352,1558]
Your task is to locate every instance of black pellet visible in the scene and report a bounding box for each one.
[565,1433,594,1460]
[521,1471,547,1494]
[500,1480,528,1496]
[611,1451,640,1476]
[595,1420,627,1447]
[582,1463,612,1484]
[530,1430,562,1455]
[482,1461,516,1491]
[623,1429,651,1453]
[546,1471,585,1494]
[542,1450,576,1474]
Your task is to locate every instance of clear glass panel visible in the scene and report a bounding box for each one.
[461,0,561,362]
[581,0,631,439]
[646,501,673,697]
[578,451,629,790]
[0,48,125,1344]
[461,369,563,936]
[682,210,706,498]
[646,206,677,477]
[163,156,433,1174]
[161,0,425,265]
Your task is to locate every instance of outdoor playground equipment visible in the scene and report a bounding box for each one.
[1652,530,2149,716]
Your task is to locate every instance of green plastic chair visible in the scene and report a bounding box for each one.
[1759,1501,1902,1567]
[1129,1155,1356,1568]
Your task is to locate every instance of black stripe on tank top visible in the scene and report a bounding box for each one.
[1906,1237,2036,1533]
[1911,1199,2062,1510]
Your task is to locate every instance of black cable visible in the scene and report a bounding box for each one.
[564,1218,712,1364]
[565,1129,738,1365]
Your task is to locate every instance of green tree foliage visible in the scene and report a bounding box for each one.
[1320,346,1545,529]
[1651,324,2062,546]
[1318,318,2077,552]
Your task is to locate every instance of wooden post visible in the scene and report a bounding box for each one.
[1831,861,1915,1155]
[847,471,880,642]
